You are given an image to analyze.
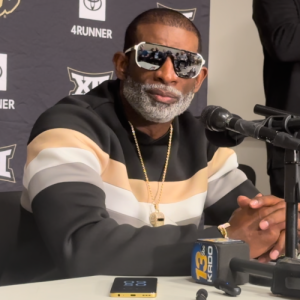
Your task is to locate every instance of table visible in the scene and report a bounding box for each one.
[0,276,292,300]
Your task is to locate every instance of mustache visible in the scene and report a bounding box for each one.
[140,83,183,98]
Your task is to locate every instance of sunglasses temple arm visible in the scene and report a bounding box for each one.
[125,42,145,54]
[124,47,133,54]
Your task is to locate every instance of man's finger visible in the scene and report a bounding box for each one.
[258,201,286,220]
[263,221,285,232]
[237,196,251,208]
[259,203,300,230]
[258,203,286,230]
[237,193,263,208]
[278,222,286,231]
[260,219,286,232]
[258,251,272,263]
[249,195,283,209]
[269,231,286,261]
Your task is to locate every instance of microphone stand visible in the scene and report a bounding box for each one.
[284,148,299,258]
[200,105,300,296]
[229,149,300,298]
[254,104,300,258]
[239,105,300,297]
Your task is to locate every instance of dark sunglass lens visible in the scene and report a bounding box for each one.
[137,44,166,70]
[174,51,202,78]
[136,44,203,77]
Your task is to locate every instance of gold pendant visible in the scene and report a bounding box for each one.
[149,211,165,227]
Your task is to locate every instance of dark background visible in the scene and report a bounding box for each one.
[0,0,210,192]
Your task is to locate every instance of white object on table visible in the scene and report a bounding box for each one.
[0,276,288,300]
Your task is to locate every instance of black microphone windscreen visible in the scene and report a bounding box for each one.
[197,289,208,298]
[200,106,245,147]
[196,288,208,300]
[200,105,219,129]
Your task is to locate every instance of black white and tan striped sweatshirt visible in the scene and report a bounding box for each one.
[1,79,259,285]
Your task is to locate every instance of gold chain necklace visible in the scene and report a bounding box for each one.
[129,121,173,227]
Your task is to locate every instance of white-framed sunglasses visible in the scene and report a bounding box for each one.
[124,41,205,79]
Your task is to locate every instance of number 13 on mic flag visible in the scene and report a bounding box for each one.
[191,238,250,286]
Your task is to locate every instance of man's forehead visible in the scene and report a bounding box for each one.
[135,23,199,53]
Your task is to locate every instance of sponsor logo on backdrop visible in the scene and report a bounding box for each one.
[157,3,197,21]
[68,68,113,95]
[0,54,16,109]
[72,0,112,39]
[0,0,21,17]
[84,0,102,12]
[71,25,112,39]
[0,145,16,183]
[79,0,106,21]
[0,99,15,109]
[0,53,7,91]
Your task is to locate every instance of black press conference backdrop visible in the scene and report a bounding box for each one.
[0,0,210,192]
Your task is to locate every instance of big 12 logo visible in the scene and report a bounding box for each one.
[0,145,16,183]
[68,68,113,95]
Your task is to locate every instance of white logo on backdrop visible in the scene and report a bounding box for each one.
[84,0,102,11]
[157,3,197,21]
[0,53,7,91]
[70,25,112,39]
[0,145,16,183]
[0,0,21,18]
[79,0,106,21]
[0,99,15,109]
[68,68,113,95]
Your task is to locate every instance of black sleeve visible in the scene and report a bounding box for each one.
[253,0,300,62]
[32,183,222,278]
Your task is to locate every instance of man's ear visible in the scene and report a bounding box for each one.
[113,52,129,80]
[193,67,208,93]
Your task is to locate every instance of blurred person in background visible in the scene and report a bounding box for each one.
[253,0,300,198]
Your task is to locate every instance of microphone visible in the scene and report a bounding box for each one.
[196,288,208,300]
[201,106,300,151]
[204,127,245,148]
[254,104,300,118]
[254,104,300,134]
[199,109,245,147]
[191,238,250,286]
[191,238,300,297]
[213,278,241,297]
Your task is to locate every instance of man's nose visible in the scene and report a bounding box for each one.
[153,57,178,85]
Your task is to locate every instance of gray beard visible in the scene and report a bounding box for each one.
[123,76,195,123]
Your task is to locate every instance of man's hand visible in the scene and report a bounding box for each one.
[237,194,300,262]
[257,230,286,262]
[226,203,283,259]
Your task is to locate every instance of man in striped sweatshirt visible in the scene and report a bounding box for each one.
[1,8,297,285]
